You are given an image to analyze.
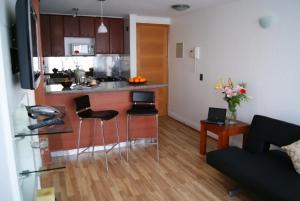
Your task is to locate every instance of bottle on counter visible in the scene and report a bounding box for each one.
[74,65,85,85]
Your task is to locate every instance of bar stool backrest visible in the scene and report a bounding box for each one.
[74,95,91,112]
[132,91,155,104]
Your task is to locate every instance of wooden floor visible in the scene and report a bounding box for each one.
[40,116,263,201]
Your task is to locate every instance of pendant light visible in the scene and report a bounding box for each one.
[97,0,108,33]
[72,8,79,18]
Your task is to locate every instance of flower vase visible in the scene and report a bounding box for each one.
[227,102,237,124]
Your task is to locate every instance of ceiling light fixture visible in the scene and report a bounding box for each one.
[171,4,190,11]
[72,8,79,18]
[97,0,108,33]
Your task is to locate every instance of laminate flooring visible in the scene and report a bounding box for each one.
[40,116,263,201]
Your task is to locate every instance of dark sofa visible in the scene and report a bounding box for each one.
[207,115,300,201]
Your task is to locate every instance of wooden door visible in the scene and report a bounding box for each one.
[137,23,169,115]
[79,17,95,37]
[63,16,79,37]
[40,15,51,57]
[109,18,124,54]
[50,15,65,56]
[95,18,110,54]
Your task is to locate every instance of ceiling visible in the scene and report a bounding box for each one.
[40,0,234,18]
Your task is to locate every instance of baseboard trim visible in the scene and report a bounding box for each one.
[168,111,218,140]
[51,142,127,157]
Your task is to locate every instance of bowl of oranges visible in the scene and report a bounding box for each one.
[128,76,147,85]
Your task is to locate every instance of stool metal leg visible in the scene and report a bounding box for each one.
[76,120,83,160]
[100,120,109,174]
[92,119,97,156]
[126,114,129,161]
[115,117,122,160]
[156,114,159,161]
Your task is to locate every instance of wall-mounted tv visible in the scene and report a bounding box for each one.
[15,0,40,89]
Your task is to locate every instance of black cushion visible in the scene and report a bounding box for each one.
[78,109,118,121]
[127,104,158,115]
[207,147,300,201]
[244,115,300,154]
[74,95,91,111]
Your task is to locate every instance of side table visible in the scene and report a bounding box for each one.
[200,120,250,155]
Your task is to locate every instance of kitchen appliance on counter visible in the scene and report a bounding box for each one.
[74,66,86,85]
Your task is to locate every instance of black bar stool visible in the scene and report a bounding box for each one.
[126,91,159,161]
[74,95,121,173]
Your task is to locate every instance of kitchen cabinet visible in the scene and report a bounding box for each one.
[79,17,95,37]
[64,16,79,37]
[95,18,124,54]
[49,15,65,56]
[95,18,110,54]
[40,15,51,57]
[109,18,124,54]
[41,15,124,56]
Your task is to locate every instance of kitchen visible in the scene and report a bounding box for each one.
[36,9,168,155]
[5,0,299,200]
[11,0,170,200]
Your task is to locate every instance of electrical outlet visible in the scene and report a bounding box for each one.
[200,74,203,81]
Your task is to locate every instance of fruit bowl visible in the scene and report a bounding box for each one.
[128,81,147,85]
[128,76,147,85]
[60,80,73,88]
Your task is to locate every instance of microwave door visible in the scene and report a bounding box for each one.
[72,44,93,55]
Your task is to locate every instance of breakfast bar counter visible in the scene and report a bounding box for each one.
[45,81,168,94]
[43,82,168,153]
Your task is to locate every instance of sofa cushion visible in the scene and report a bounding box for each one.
[243,115,300,154]
[282,139,300,174]
[207,147,300,201]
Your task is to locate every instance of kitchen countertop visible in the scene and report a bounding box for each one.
[45,81,168,94]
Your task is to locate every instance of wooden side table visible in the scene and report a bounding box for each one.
[200,120,250,155]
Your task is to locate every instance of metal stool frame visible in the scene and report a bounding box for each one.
[126,91,159,161]
[75,96,121,173]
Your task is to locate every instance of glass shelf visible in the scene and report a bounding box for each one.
[14,106,73,137]
[19,167,65,201]
[13,104,72,174]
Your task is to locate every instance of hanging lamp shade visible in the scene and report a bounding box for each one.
[97,0,108,33]
[98,21,108,33]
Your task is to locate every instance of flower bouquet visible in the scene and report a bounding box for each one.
[215,78,250,122]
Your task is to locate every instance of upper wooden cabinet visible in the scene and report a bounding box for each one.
[95,18,110,54]
[40,15,51,57]
[49,15,65,56]
[109,18,124,54]
[79,17,95,37]
[95,18,124,54]
[40,15,124,56]
[64,16,79,37]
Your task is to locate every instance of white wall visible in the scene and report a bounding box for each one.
[169,0,300,145]
[0,0,35,200]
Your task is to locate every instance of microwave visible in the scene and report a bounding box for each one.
[71,44,94,56]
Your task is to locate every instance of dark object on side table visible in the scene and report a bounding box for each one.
[206,115,300,201]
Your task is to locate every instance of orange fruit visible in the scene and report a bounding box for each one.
[129,78,134,82]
